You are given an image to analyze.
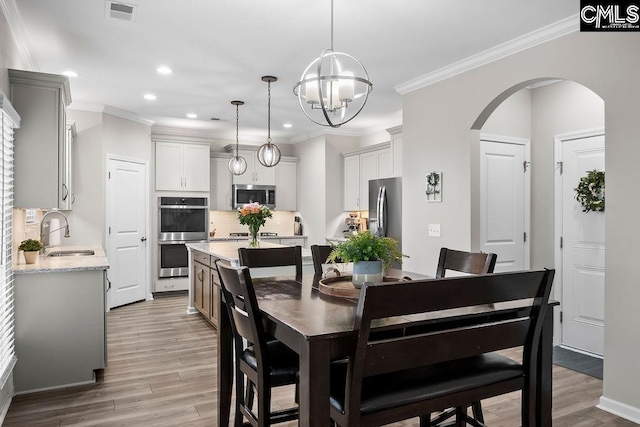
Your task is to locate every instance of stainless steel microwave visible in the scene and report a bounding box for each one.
[232,184,276,209]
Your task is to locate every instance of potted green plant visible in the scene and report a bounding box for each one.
[327,231,407,287]
[19,238,43,264]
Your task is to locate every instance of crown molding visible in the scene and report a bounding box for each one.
[0,89,20,126]
[103,105,154,126]
[151,126,232,144]
[395,14,579,95]
[386,125,403,136]
[290,126,362,144]
[0,0,39,71]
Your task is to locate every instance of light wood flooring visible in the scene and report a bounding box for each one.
[4,295,637,426]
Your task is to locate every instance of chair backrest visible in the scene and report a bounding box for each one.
[215,261,271,370]
[310,244,340,276]
[238,246,303,281]
[344,269,555,416]
[436,247,497,278]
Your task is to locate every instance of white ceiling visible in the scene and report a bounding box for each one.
[13,0,578,142]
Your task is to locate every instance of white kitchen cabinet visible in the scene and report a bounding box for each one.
[279,237,306,247]
[343,143,392,211]
[155,141,210,192]
[232,150,276,186]
[275,159,298,211]
[10,69,73,209]
[387,125,403,177]
[210,156,233,210]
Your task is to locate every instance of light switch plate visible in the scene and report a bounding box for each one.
[428,224,441,237]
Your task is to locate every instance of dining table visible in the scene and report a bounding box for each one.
[216,271,557,427]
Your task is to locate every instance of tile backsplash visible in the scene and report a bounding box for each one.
[210,210,296,237]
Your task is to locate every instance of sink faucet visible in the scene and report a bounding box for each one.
[39,209,70,253]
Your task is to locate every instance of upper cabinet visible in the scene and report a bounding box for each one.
[275,159,298,211]
[387,125,403,177]
[210,156,233,211]
[343,143,393,211]
[155,142,210,192]
[232,150,276,186]
[10,69,73,209]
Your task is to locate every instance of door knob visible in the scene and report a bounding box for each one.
[141,237,147,242]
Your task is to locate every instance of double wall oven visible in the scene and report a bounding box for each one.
[158,197,208,279]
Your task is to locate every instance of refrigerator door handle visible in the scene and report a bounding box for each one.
[379,186,387,236]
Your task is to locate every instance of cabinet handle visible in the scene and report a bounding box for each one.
[71,193,76,205]
[184,176,187,188]
[106,277,111,292]
[62,183,69,201]
[198,268,204,282]
[356,197,359,207]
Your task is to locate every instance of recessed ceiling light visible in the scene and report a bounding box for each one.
[283,123,293,128]
[157,66,172,75]
[62,70,79,77]
[186,113,197,119]
[144,93,157,101]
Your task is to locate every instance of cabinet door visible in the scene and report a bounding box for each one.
[202,264,211,318]
[344,155,360,210]
[377,148,393,179]
[210,272,220,328]
[280,238,305,247]
[155,142,183,191]
[359,152,379,212]
[254,156,276,185]
[211,158,233,210]
[275,161,298,211]
[193,261,205,313]
[183,144,210,191]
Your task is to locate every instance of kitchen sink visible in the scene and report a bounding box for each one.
[47,250,95,257]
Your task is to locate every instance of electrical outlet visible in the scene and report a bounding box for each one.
[428,224,441,237]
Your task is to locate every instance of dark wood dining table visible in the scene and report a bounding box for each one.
[216,272,557,427]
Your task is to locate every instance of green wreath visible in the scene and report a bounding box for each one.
[574,169,605,213]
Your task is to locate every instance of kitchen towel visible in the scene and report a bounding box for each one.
[48,218,61,246]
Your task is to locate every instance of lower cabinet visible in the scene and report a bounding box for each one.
[192,250,221,328]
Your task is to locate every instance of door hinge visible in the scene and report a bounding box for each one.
[556,161,563,175]
[560,311,563,323]
[523,232,527,243]
[523,161,531,173]
[560,236,563,249]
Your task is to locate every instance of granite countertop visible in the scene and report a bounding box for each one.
[13,245,110,275]
[209,235,307,241]
[187,241,312,266]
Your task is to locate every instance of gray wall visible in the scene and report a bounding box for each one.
[402,31,640,413]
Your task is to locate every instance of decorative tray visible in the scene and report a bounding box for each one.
[318,275,410,299]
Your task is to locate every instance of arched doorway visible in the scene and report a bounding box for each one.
[471,78,605,357]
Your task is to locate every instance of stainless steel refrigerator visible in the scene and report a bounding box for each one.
[368,177,402,268]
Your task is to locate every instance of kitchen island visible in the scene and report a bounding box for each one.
[13,245,109,393]
[185,241,312,326]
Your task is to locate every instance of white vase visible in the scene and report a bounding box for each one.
[352,260,383,288]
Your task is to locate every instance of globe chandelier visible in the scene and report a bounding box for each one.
[228,101,247,176]
[293,0,373,128]
[257,76,281,167]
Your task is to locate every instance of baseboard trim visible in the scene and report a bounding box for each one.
[15,376,96,396]
[597,396,640,424]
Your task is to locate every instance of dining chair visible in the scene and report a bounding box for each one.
[426,247,498,426]
[238,246,303,281]
[215,261,299,427]
[328,269,555,427]
[310,244,341,276]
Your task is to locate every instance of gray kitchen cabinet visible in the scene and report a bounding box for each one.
[232,149,276,186]
[343,143,392,211]
[9,69,73,209]
[210,155,233,210]
[14,269,107,393]
[275,158,298,211]
[155,141,210,192]
[191,249,221,328]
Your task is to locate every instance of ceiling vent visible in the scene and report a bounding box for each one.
[105,1,138,22]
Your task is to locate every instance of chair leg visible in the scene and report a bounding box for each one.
[455,407,466,427]
[420,414,431,427]
[471,401,484,423]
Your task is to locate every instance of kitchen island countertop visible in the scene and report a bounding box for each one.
[187,241,311,266]
[13,245,110,274]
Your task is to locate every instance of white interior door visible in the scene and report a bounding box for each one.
[107,157,148,309]
[561,134,605,356]
[479,137,529,272]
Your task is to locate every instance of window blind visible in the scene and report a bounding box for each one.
[0,96,19,389]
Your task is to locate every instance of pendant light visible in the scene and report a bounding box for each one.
[228,101,247,175]
[257,76,281,167]
[293,0,372,128]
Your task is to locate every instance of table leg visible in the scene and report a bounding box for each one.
[536,306,555,425]
[217,295,233,427]
[299,340,331,427]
